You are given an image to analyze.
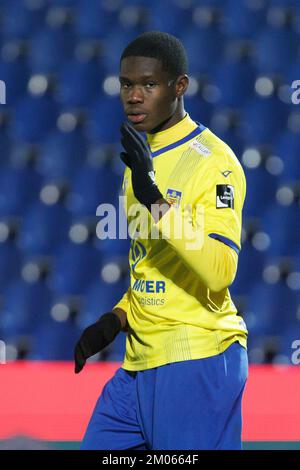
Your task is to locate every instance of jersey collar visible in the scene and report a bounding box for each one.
[146,112,205,157]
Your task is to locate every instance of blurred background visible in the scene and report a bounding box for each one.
[0,0,300,449]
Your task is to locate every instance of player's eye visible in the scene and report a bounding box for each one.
[145,82,156,88]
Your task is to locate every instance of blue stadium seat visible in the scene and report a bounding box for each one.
[273,130,300,182]
[241,97,288,145]
[185,96,212,128]
[104,330,126,362]
[56,59,104,107]
[147,1,192,36]
[77,279,129,329]
[284,58,300,89]
[95,237,130,260]
[260,203,300,256]
[294,5,300,31]
[211,59,256,108]
[0,58,29,105]
[0,279,52,337]
[18,201,71,256]
[0,241,22,292]
[49,0,77,5]
[11,94,58,143]
[101,30,139,73]
[0,168,41,217]
[223,0,266,38]
[37,129,87,179]
[67,165,121,216]
[1,1,45,39]
[77,279,128,360]
[184,28,225,74]
[278,321,300,363]
[269,0,299,6]
[242,166,278,218]
[49,241,102,295]
[231,241,265,296]
[29,27,75,73]
[194,0,225,5]
[87,97,124,144]
[243,282,276,337]
[0,130,10,167]
[254,27,299,74]
[28,316,80,360]
[75,0,119,39]
[243,281,296,337]
[246,335,270,364]
[271,284,300,332]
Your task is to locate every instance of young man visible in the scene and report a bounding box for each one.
[74,31,248,450]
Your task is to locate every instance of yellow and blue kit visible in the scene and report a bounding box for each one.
[82,113,248,450]
[114,112,248,371]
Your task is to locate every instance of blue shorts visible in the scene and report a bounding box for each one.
[81,341,248,450]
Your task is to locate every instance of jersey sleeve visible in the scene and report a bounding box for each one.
[153,206,238,292]
[152,146,245,292]
[113,287,131,314]
[195,147,246,253]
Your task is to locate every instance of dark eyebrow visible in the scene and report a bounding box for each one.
[119,75,156,82]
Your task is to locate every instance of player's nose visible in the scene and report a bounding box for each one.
[127,85,144,103]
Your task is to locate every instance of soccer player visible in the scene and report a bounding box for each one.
[74,31,248,450]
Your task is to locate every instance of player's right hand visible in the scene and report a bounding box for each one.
[74,312,122,374]
[120,122,163,210]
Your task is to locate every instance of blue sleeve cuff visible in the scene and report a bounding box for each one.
[208,233,240,254]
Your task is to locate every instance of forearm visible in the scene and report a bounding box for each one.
[154,206,238,292]
[112,307,128,332]
[112,287,131,332]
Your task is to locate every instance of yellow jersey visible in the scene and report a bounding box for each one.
[114,112,248,371]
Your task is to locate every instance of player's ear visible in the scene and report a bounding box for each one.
[176,75,189,99]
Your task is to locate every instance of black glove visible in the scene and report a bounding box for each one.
[120,122,163,210]
[74,312,122,374]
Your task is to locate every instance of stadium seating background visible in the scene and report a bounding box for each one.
[0,0,300,366]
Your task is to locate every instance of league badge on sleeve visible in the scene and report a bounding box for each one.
[166,188,182,208]
[216,185,234,209]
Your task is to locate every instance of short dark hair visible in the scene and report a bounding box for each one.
[120,31,188,80]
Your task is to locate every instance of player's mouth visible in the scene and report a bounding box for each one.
[127,113,147,124]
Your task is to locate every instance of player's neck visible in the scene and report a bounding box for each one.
[149,107,186,134]
[146,112,199,153]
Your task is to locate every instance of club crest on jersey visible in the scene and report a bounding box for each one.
[166,188,182,208]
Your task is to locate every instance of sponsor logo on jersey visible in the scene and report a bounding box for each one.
[189,139,211,156]
[132,279,166,293]
[166,188,182,208]
[216,184,234,209]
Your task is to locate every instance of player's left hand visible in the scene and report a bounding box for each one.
[74,312,122,374]
[120,122,162,210]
